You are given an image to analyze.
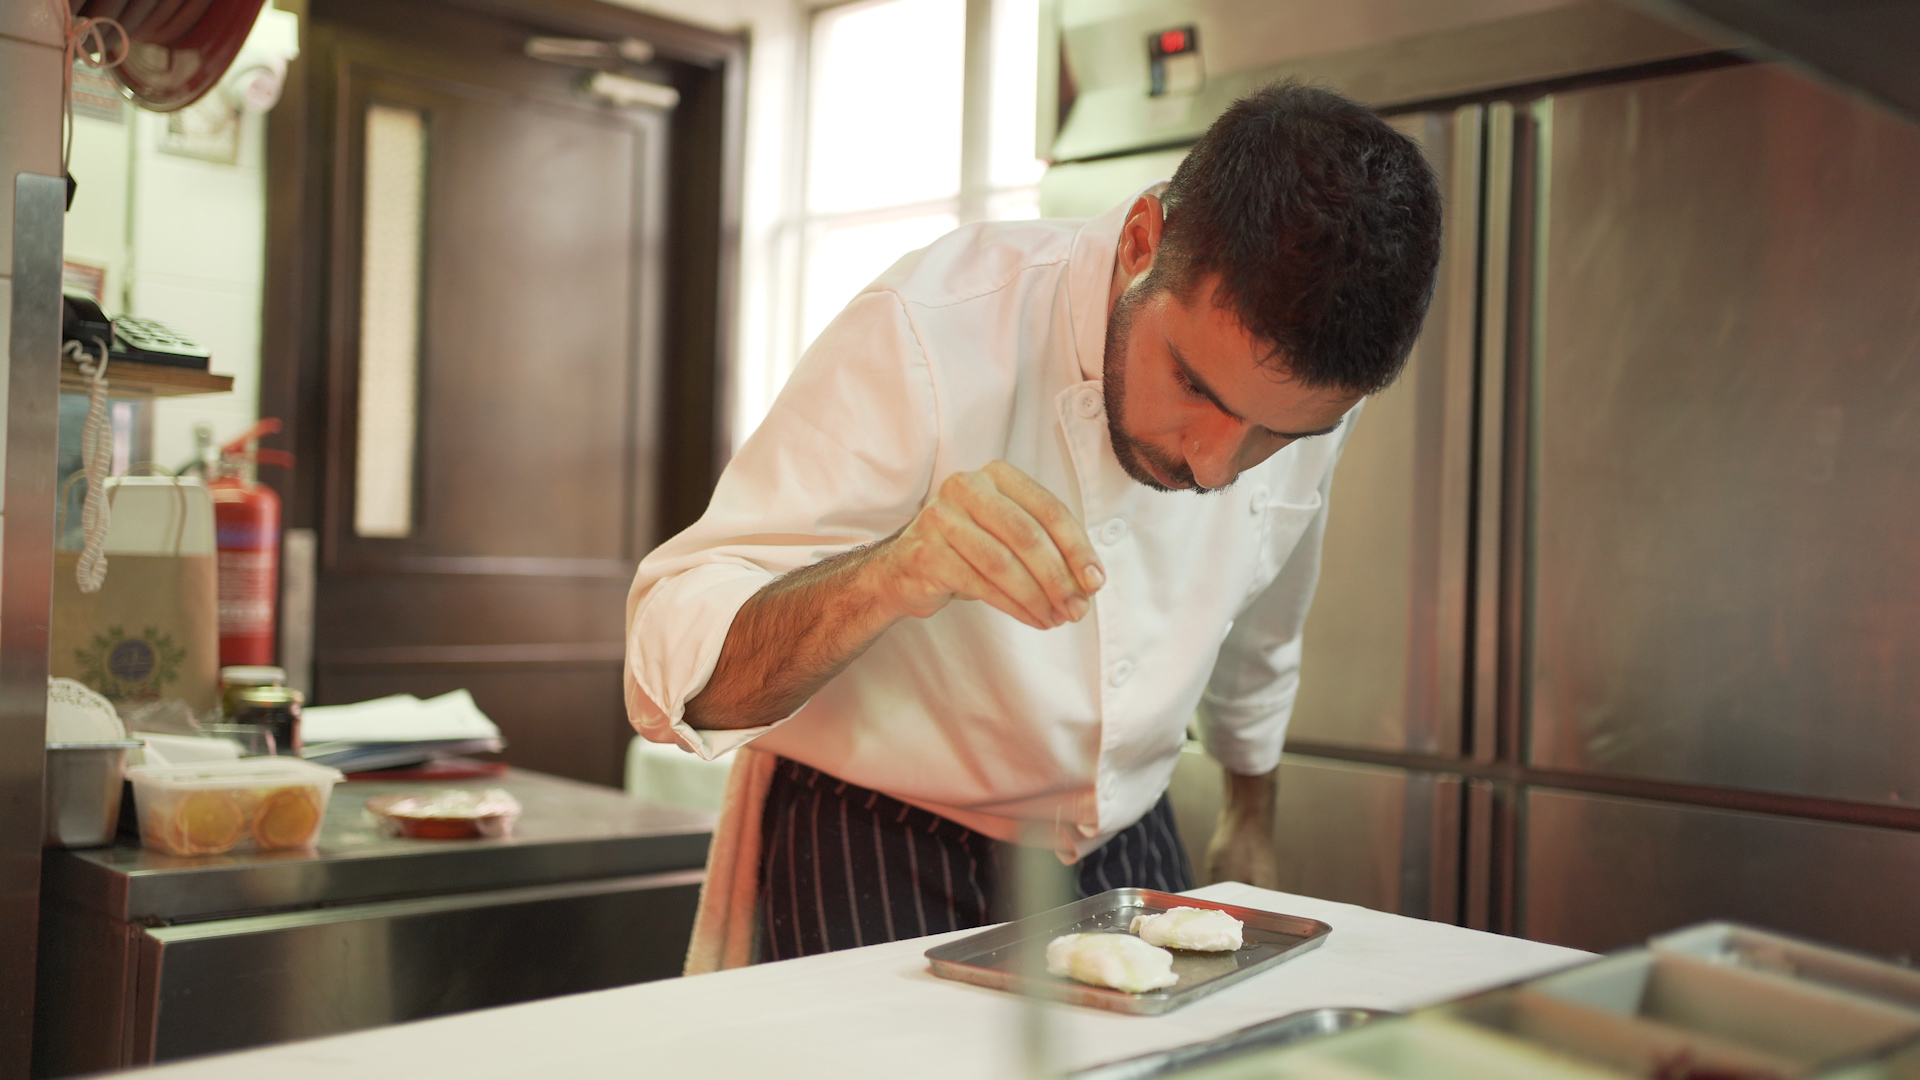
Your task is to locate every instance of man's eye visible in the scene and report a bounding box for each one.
[1173,367,1203,397]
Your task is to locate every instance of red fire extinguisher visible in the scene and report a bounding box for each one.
[207,419,293,668]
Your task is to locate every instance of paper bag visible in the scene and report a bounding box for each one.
[51,551,221,713]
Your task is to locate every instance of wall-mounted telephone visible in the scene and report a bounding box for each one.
[62,294,212,371]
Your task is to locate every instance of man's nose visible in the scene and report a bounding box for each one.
[1184,418,1247,491]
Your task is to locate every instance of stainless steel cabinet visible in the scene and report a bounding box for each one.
[1044,22,1920,958]
[1512,63,1920,953]
[1288,107,1480,759]
[1274,108,1480,919]
[1273,757,1461,922]
[1527,65,1920,806]
[139,872,701,1063]
[1522,788,1920,959]
[34,771,712,1076]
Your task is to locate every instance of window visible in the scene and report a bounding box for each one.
[355,103,427,539]
[740,0,1045,440]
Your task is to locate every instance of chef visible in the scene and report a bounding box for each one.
[626,82,1442,968]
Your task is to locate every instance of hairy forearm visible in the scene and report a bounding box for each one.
[1207,764,1281,888]
[682,541,904,731]
[1221,766,1277,825]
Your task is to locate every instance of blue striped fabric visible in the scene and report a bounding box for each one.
[758,757,1195,961]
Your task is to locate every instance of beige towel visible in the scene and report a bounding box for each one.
[682,745,777,975]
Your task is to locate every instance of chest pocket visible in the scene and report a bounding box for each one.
[1242,488,1324,602]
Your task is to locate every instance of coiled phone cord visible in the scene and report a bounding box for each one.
[68,339,113,593]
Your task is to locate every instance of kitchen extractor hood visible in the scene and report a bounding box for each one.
[1632,0,1920,125]
[1043,0,1735,163]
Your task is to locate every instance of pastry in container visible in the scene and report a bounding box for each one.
[128,757,344,856]
[364,788,522,839]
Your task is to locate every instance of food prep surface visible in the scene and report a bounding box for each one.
[133,883,1591,1080]
[42,768,715,923]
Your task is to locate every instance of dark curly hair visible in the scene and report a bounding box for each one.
[1149,81,1442,395]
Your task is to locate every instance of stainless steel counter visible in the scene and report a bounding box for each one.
[33,769,715,1076]
[42,768,713,923]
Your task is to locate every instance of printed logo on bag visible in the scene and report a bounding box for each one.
[75,625,187,702]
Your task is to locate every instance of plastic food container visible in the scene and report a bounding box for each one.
[44,741,144,848]
[128,757,344,856]
[364,788,522,839]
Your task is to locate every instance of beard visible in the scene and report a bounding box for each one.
[1102,282,1202,492]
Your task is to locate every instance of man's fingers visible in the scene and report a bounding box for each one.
[898,463,1107,629]
[921,530,1052,629]
[939,474,1083,622]
[928,501,1063,627]
[978,462,1106,600]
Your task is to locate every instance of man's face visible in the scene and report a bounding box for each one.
[1102,273,1363,493]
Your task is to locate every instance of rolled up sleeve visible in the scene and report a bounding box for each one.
[1197,411,1359,776]
[625,289,939,759]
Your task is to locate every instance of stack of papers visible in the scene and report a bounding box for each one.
[300,690,504,773]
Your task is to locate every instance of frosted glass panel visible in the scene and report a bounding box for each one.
[807,0,965,214]
[802,213,956,348]
[355,103,426,539]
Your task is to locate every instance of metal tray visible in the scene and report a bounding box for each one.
[1651,922,1920,1013]
[924,888,1333,1016]
[1066,1006,1391,1079]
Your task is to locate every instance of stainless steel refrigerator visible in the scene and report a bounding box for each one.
[1042,0,1920,959]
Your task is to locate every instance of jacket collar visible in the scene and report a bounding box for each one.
[1064,191,1144,384]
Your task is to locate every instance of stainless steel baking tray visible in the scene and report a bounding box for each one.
[1066,1006,1391,1079]
[924,888,1333,1016]
[1651,922,1920,1013]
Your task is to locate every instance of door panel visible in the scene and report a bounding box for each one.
[1273,754,1461,921]
[309,5,669,787]
[325,66,663,566]
[313,572,630,651]
[407,100,649,561]
[320,663,632,787]
[1287,108,1479,756]
[1522,788,1920,959]
[1528,65,1920,805]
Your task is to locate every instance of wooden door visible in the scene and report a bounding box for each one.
[265,0,742,786]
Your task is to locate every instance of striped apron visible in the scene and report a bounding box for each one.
[758,756,1194,961]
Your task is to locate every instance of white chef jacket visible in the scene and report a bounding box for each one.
[625,193,1355,861]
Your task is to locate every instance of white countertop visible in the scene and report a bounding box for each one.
[142,883,1591,1079]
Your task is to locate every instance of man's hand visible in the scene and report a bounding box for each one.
[1205,767,1281,889]
[875,461,1106,629]
[684,462,1103,730]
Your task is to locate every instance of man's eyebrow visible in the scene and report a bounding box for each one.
[1170,343,1240,418]
[1169,343,1346,441]
[1266,418,1345,440]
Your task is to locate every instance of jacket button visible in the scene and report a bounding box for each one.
[1099,518,1128,545]
[1249,488,1269,514]
[1109,660,1134,687]
[1076,389,1103,418]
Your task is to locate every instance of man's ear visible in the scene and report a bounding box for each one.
[1116,194,1165,282]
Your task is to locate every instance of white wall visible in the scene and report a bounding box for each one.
[131,106,269,471]
[64,94,269,474]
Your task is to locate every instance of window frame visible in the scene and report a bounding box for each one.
[758,0,1044,424]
